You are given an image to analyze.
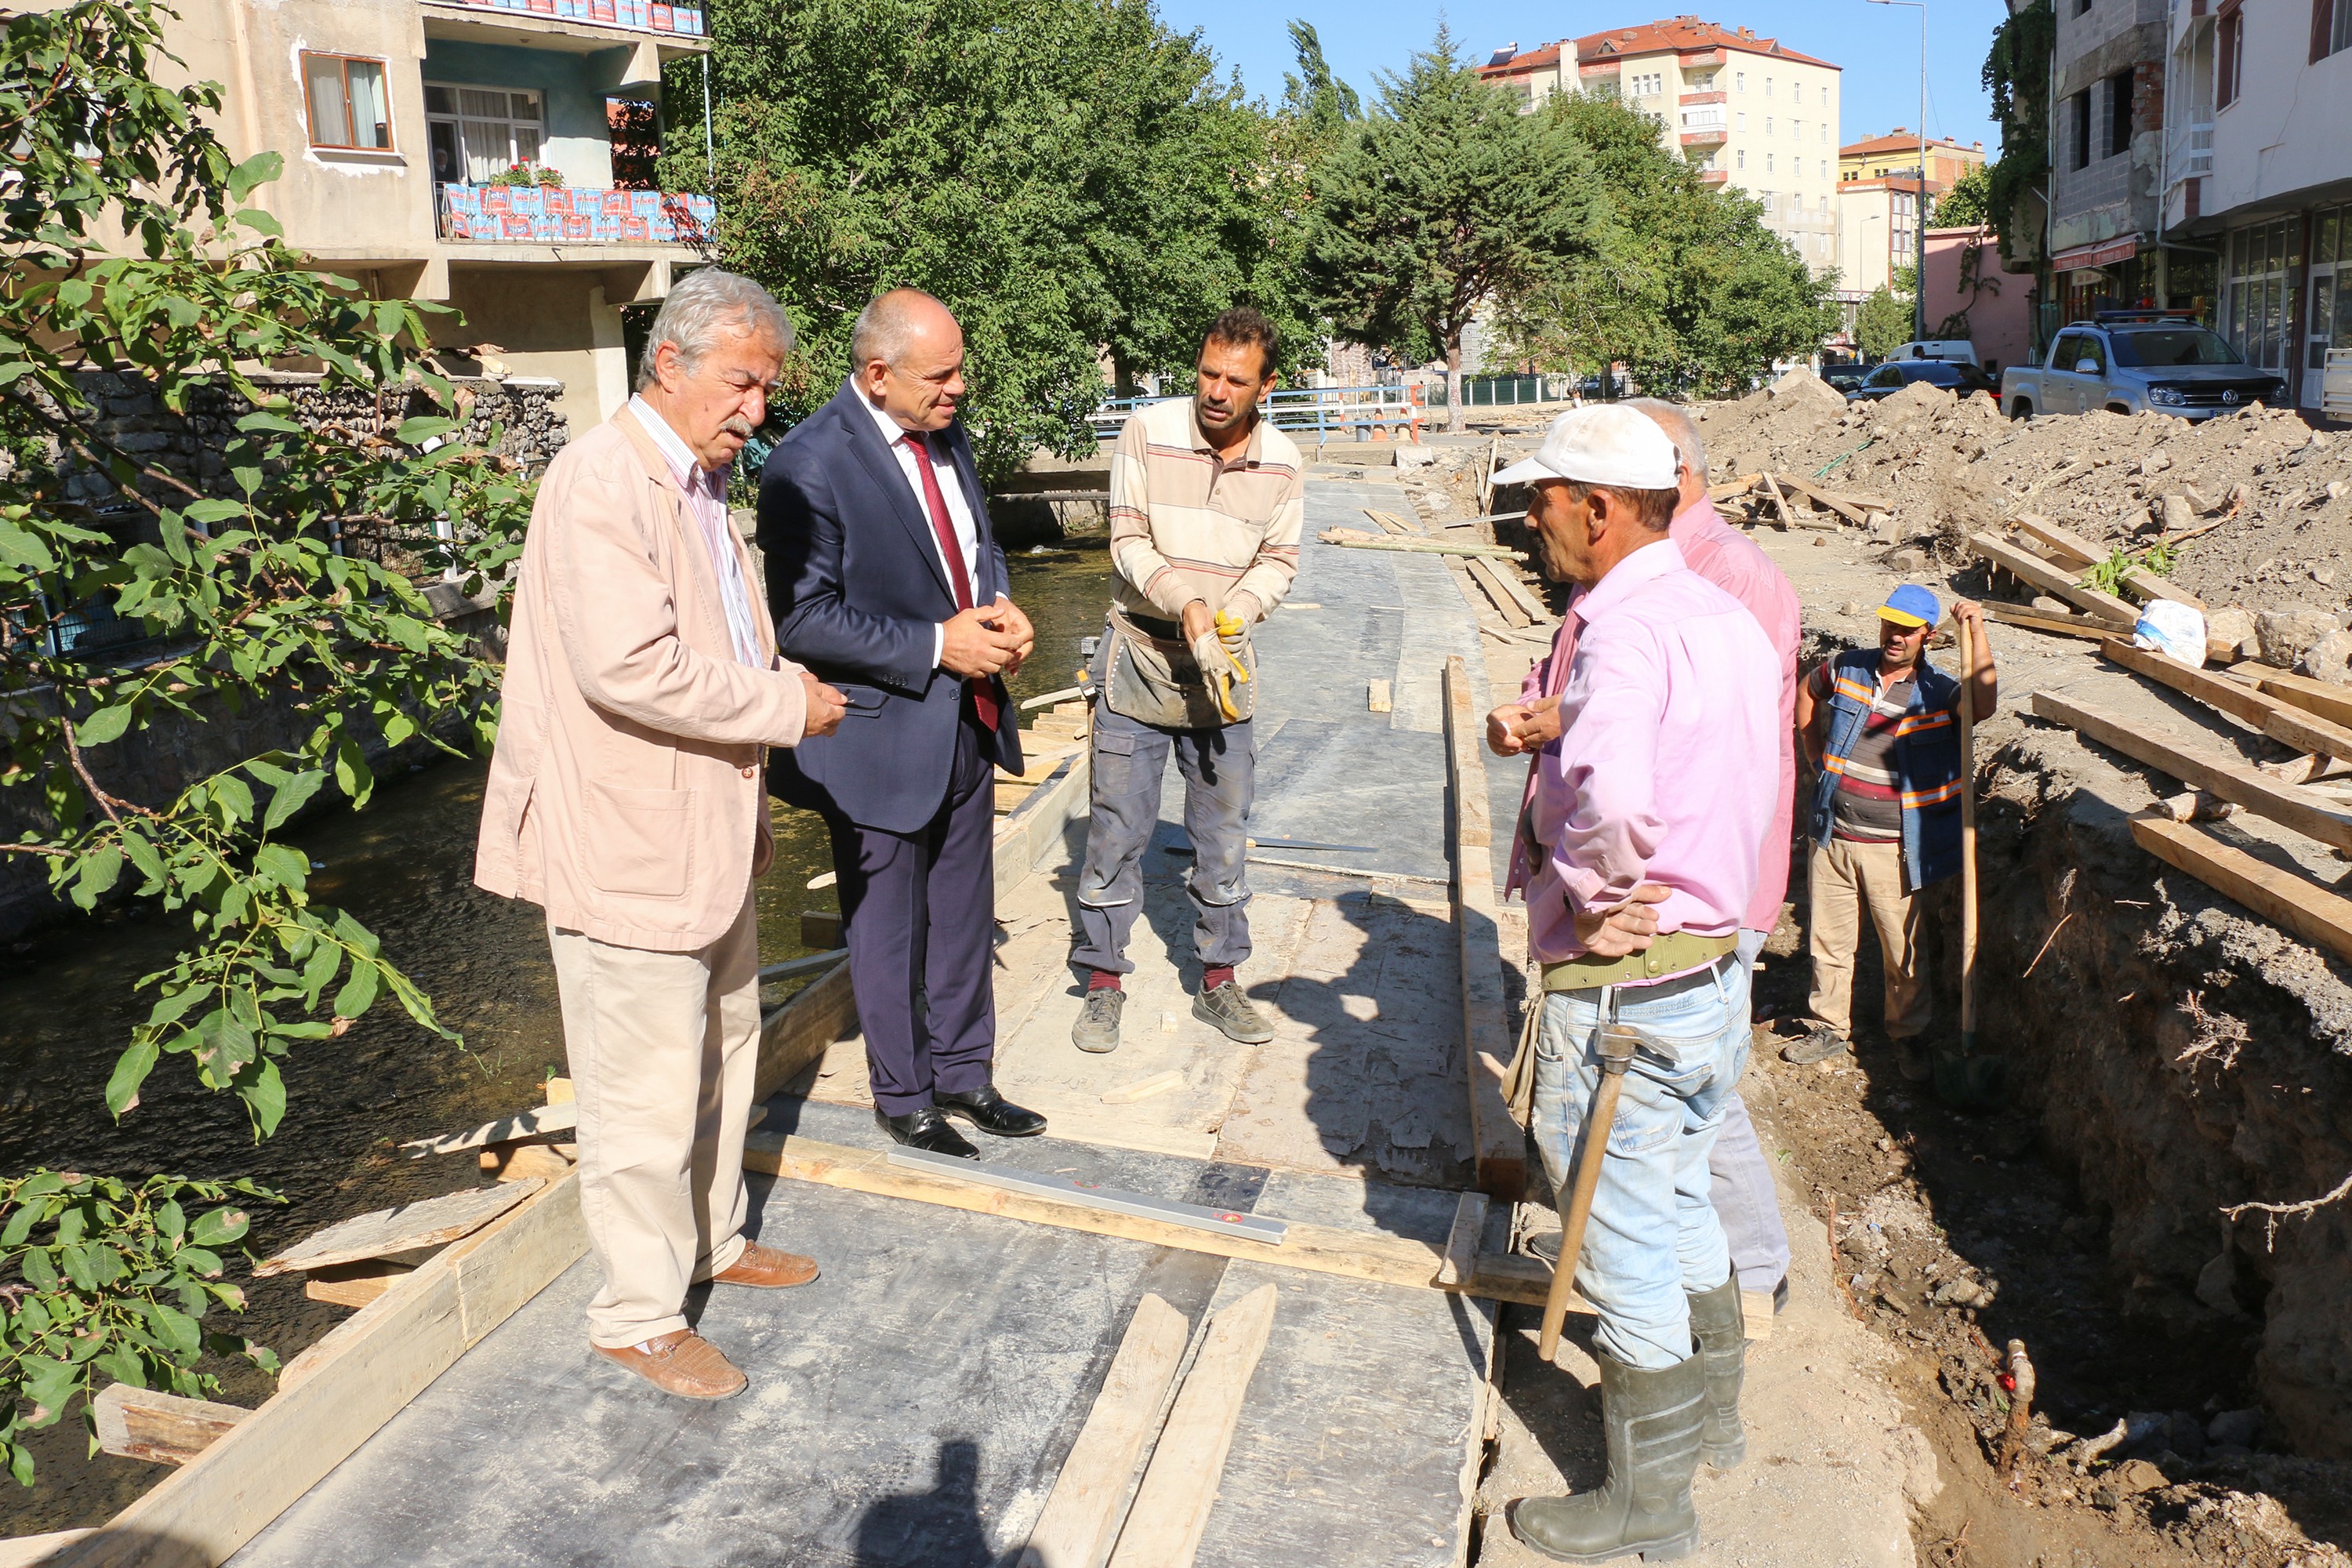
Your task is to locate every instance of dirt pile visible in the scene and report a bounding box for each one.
[1696,371,2352,636]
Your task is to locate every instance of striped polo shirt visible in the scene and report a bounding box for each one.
[1809,661,1916,840]
[1108,397,1304,623]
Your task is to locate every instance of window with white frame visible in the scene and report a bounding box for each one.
[1766,116,1774,134]
[1737,148,1746,169]
[1737,111,1747,130]
[1766,76,1774,96]
[303,53,393,151]
[424,83,545,184]
[1820,159,1829,179]
[1737,71,1746,90]
[1766,152,1775,172]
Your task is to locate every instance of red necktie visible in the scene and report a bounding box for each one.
[903,432,1000,731]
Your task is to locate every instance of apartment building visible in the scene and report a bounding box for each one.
[1479,17,1844,278]
[1838,130,1985,187]
[27,0,714,434]
[2159,0,2352,415]
[1835,176,1934,296]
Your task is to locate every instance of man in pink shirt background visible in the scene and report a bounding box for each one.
[1490,399,1797,1323]
[1486,407,1778,1564]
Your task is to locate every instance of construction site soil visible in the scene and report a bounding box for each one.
[1414,395,2352,1566]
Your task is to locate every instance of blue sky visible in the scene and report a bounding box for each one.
[1157,1,2013,158]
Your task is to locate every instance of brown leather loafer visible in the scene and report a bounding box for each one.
[593,1329,746,1399]
[709,1240,820,1289]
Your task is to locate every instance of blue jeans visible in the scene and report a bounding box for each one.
[1531,956,1751,1370]
[1072,705,1255,975]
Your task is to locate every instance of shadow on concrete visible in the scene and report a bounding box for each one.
[851,1438,1000,1568]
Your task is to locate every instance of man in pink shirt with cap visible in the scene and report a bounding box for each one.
[1490,400,1798,1328]
[1486,406,1777,1565]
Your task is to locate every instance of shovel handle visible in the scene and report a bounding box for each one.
[1537,1063,1629,1363]
[1958,617,1978,1046]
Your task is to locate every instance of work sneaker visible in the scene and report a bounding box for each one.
[1780,1026,1849,1065]
[1072,989,1125,1054]
[1193,981,1276,1044]
[1896,1035,1933,1083]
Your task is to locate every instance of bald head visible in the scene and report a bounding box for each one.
[1625,397,1708,511]
[853,289,966,433]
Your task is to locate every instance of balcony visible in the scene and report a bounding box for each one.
[1680,49,1726,67]
[2166,121,2214,187]
[1699,169,1729,187]
[426,0,705,38]
[1679,90,1726,107]
[437,183,715,249]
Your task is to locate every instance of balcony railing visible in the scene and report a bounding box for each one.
[2166,121,2214,190]
[437,183,716,246]
[427,0,706,38]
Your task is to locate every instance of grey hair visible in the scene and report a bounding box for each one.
[850,288,949,371]
[635,268,793,390]
[1625,397,1708,485]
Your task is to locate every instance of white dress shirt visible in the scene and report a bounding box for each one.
[629,394,766,668]
[858,388,995,670]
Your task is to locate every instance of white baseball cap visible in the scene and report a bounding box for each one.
[1490,405,1680,492]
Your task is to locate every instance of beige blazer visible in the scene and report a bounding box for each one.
[474,407,809,952]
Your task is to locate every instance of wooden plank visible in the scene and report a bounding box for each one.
[254,1182,538,1277]
[1437,1192,1489,1287]
[303,1260,416,1310]
[2102,638,2352,760]
[1313,528,1525,561]
[399,1106,576,1160]
[1982,601,2134,641]
[1367,678,1392,713]
[2122,566,2203,609]
[2130,815,2352,964]
[741,1130,1573,1310]
[53,1171,583,1568]
[1362,507,1415,535]
[1017,1294,1194,1568]
[91,1385,250,1468]
[2007,511,2102,569]
[1775,472,1877,524]
[2032,690,2352,852]
[997,750,1091,906]
[799,909,844,948]
[0,1534,90,1567]
[1740,1289,1777,1342]
[1707,472,1761,502]
[754,956,857,1102]
[1476,556,1553,624]
[1443,656,1525,1202]
[1465,554,1534,628]
[2229,662,2352,731]
[1968,532,2140,622]
[1105,1284,1279,1568]
[996,780,1037,813]
[480,1142,574,1185]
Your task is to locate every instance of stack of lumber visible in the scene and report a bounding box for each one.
[1969,510,2201,627]
[1710,470,1888,532]
[1315,526,1524,561]
[2033,642,2352,965]
[998,698,1090,814]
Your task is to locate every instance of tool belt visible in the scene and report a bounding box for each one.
[1098,605,1256,729]
[1541,930,1736,993]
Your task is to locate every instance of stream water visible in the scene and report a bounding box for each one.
[0,544,1114,1532]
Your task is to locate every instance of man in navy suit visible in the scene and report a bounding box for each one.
[759,289,1048,1156]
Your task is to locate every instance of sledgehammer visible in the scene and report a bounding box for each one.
[1537,1018,1639,1363]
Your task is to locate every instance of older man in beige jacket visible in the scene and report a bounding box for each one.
[476,270,844,1399]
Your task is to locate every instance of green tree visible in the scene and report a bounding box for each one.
[0,0,532,1481]
[1933,164,1993,228]
[1495,94,1838,397]
[1280,20,1359,143]
[1857,285,1915,358]
[1981,0,2053,267]
[1301,27,1606,430]
[680,0,1297,477]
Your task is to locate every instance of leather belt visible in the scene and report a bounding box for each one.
[1541,931,1737,993]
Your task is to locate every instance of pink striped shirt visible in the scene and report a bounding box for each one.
[1523,539,1778,964]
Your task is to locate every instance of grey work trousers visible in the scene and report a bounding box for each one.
[1073,703,1254,975]
[1713,929,1793,1294]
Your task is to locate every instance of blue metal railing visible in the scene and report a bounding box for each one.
[1087,384,1424,441]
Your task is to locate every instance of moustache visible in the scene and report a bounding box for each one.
[719,415,756,441]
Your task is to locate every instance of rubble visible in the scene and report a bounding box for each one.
[1693,371,2352,662]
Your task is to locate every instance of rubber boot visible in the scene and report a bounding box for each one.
[1508,1351,1706,1563]
[1686,1272,1748,1470]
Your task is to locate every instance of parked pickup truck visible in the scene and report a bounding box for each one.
[1999,314,2286,421]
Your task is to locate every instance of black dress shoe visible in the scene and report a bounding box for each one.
[875,1105,978,1159]
[935,1083,1048,1138]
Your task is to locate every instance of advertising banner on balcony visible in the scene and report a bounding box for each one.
[437,0,705,36]
[441,185,716,245]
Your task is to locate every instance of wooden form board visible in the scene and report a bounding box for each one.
[254,1181,539,1278]
[2032,690,2352,852]
[1465,554,1533,629]
[90,1385,249,1468]
[2010,513,2201,608]
[1018,1294,1193,1568]
[1774,472,1886,524]
[1105,1284,1279,1568]
[47,1171,587,1568]
[2229,662,2352,731]
[1982,601,2132,641]
[1969,532,2139,623]
[994,750,1091,906]
[400,1104,576,1159]
[741,1129,1568,1310]
[1442,655,1527,1201]
[2100,638,2352,760]
[754,956,858,1102]
[2130,814,2352,964]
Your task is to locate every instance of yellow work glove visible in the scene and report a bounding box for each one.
[1214,610,1252,686]
[1191,626,1247,722]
